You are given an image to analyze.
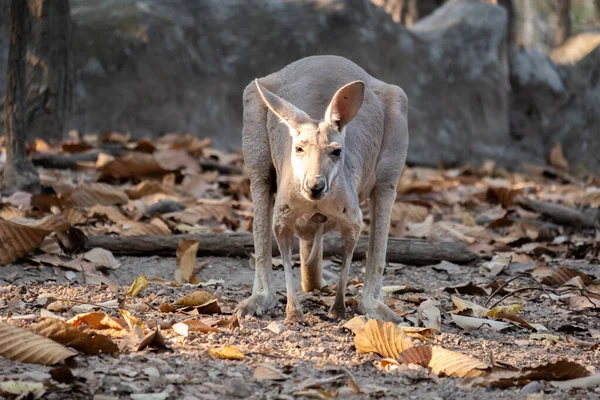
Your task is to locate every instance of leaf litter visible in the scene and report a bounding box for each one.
[0,134,599,398]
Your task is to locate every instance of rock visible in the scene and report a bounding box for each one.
[510,44,600,174]
[1,0,599,173]
[521,381,543,395]
[266,321,286,335]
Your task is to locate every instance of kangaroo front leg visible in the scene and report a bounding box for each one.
[274,205,303,323]
[360,186,403,323]
[328,209,362,320]
[236,179,276,318]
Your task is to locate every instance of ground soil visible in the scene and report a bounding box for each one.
[1,253,599,400]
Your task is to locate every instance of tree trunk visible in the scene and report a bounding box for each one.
[2,0,40,195]
[595,0,600,25]
[554,0,571,47]
[25,0,72,143]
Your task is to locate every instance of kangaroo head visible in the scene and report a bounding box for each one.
[255,79,365,201]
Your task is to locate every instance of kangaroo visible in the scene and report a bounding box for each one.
[237,55,409,323]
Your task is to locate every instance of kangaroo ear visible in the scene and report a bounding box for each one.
[255,79,312,132]
[325,81,365,131]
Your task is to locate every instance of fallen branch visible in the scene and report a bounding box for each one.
[516,196,598,229]
[82,232,478,266]
[30,150,243,175]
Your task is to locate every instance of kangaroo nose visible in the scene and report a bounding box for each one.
[308,179,326,198]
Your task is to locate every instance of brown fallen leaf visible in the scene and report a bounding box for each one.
[486,186,522,208]
[164,198,234,225]
[174,290,216,307]
[136,326,169,352]
[30,318,118,355]
[99,152,168,181]
[451,296,490,317]
[175,239,199,284]
[120,218,171,236]
[126,181,176,200]
[417,300,441,331]
[488,309,534,330]
[67,312,126,331]
[209,346,244,360]
[254,363,289,381]
[126,274,149,297]
[537,266,594,287]
[391,201,429,223]
[471,360,590,388]
[62,208,88,226]
[565,295,600,310]
[83,248,120,270]
[354,319,414,359]
[398,346,489,378]
[71,183,129,207]
[88,205,130,223]
[443,282,490,296]
[549,142,569,171]
[0,215,71,265]
[0,322,77,365]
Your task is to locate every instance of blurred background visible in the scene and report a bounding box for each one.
[1,0,600,174]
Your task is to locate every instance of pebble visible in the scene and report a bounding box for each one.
[266,321,286,334]
[521,381,543,395]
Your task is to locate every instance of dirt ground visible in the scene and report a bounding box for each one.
[1,253,599,400]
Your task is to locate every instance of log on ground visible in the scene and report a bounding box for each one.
[31,150,243,175]
[83,232,478,266]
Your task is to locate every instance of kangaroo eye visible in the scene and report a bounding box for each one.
[331,149,342,157]
[295,147,304,154]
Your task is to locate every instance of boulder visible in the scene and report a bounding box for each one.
[510,41,600,174]
[69,0,520,167]
[1,0,599,173]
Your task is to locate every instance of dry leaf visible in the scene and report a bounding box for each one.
[0,322,77,365]
[31,318,118,355]
[428,346,489,378]
[126,181,176,200]
[174,290,216,307]
[83,248,120,270]
[354,319,414,359]
[342,316,366,334]
[451,314,511,332]
[398,346,489,378]
[417,300,441,331]
[451,296,490,317]
[62,208,88,225]
[473,360,590,388]
[99,152,168,181]
[209,346,244,360]
[71,183,128,207]
[88,205,130,223]
[127,274,149,297]
[0,215,71,265]
[164,198,233,225]
[549,142,569,171]
[67,312,126,331]
[120,219,171,236]
[254,364,288,381]
[434,221,492,244]
[175,239,199,284]
[489,309,534,330]
[391,202,429,223]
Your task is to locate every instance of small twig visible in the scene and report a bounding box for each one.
[483,274,554,307]
[487,287,551,309]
